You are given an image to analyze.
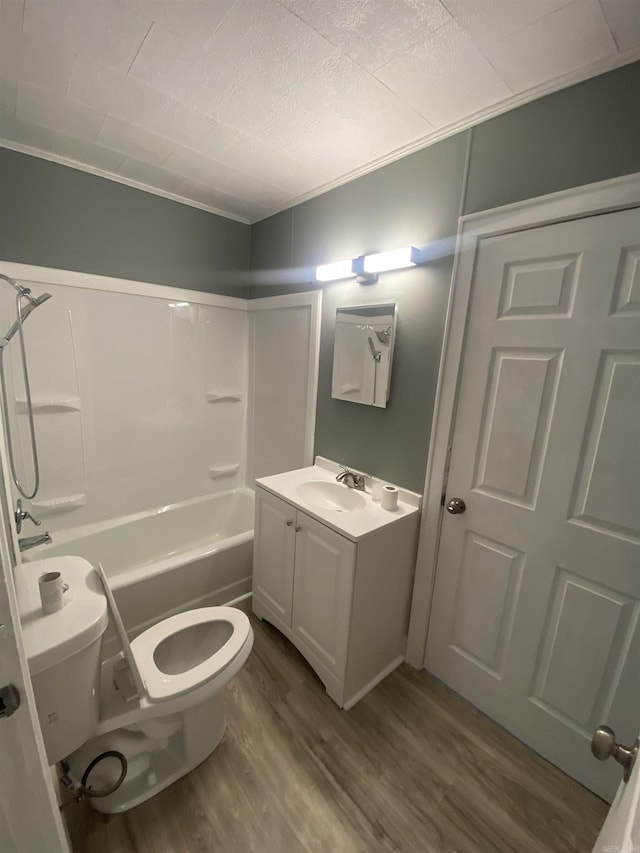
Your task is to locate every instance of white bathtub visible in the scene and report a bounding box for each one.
[27,488,254,657]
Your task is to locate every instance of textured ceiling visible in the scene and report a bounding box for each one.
[0,0,638,223]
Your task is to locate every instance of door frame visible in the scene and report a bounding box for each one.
[405,171,640,668]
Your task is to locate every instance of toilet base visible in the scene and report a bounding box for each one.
[65,693,226,813]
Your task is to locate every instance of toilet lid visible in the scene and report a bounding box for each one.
[95,561,146,697]
[130,606,250,702]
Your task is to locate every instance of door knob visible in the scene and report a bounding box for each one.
[446,497,466,515]
[591,725,639,782]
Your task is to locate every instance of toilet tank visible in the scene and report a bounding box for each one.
[18,556,108,764]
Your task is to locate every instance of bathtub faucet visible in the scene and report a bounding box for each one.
[14,498,41,534]
[19,532,52,552]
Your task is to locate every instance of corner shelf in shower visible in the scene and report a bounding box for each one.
[206,391,243,403]
[32,493,86,514]
[15,396,81,413]
[209,464,240,480]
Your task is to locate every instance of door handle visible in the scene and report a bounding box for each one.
[591,725,639,782]
[0,684,21,719]
[446,497,466,515]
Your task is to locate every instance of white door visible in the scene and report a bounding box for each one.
[426,207,640,801]
[252,488,296,625]
[291,512,355,679]
[593,722,640,852]
[0,492,69,851]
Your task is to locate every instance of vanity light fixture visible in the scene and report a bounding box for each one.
[363,246,421,273]
[315,259,356,282]
[351,255,378,285]
[316,246,424,284]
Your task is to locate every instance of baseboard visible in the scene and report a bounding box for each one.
[342,656,405,711]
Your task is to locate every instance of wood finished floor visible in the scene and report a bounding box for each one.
[66,605,608,853]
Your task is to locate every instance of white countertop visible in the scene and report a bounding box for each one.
[255,456,422,542]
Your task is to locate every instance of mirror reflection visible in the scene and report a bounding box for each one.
[331,303,396,408]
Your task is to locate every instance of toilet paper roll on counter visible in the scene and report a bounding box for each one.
[381,484,399,511]
[39,571,66,614]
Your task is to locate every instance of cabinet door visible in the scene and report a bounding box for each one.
[253,488,296,625]
[291,512,356,678]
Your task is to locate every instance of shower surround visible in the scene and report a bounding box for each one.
[0,260,320,634]
[2,276,250,532]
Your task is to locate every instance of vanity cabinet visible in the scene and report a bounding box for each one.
[252,485,419,709]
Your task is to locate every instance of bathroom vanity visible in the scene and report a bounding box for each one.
[252,457,421,708]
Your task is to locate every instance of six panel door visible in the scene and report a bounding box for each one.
[426,207,640,801]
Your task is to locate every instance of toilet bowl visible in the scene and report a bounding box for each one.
[18,556,253,813]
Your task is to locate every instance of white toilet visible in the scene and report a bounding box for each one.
[18,555,253,813]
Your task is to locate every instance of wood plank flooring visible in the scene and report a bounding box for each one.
[66,604,608,852]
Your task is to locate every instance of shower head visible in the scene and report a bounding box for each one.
[29,292,52,307]
[1,289,53,345]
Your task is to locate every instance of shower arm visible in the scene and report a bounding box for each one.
[0,273,38,304]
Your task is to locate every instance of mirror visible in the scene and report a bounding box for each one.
[331,303,396,408]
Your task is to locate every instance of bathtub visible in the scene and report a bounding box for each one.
[27,488,254,658]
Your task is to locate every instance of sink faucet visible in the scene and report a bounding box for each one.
[19,532,52,553]
[336,466,367,491]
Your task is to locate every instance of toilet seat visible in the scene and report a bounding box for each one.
[130,607,249,703]
[95,562,251,707]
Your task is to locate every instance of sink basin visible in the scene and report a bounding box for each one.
[295,480,367,513]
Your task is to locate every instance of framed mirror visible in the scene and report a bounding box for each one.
[331,303,397,408]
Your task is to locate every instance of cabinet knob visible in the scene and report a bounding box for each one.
[295,525,301,533]
[285,519,293,527]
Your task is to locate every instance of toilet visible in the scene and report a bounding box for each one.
[17,555,253,813]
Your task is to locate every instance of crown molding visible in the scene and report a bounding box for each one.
[254,49,640,222]
[2,50,638,226]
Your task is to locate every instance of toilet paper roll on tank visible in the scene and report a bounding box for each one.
[39,571,65,614]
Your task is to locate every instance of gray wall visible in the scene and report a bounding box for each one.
[464,61,640,214]
[289,135,468,494]
[0,148,251,296]
[251,61,640,492]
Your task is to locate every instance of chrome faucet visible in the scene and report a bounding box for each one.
[336,466,367,491]
[19,532,52,552]
[14,498,41,534]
